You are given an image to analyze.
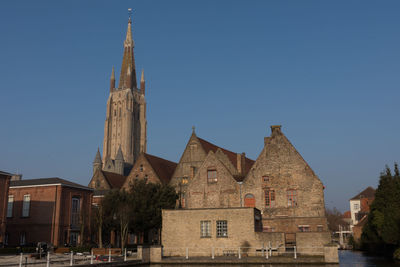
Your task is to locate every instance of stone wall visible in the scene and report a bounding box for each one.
[296,232,331,254]
[186,151,240,209]
[162,208,260,257]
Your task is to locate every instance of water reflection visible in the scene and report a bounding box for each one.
[147,250,400,267]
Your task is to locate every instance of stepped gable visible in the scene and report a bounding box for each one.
[350,186,375,200]
[143,153,177,184]
[102,171,127,189]
[197,137,255,178]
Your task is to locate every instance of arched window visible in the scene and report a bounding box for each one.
[244,193,255,207]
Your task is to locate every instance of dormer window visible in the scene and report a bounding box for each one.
[140,165,143,172]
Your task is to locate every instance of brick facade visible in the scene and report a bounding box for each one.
[6,178,92,247]
[0,171,11,245]
[174,126,328,235]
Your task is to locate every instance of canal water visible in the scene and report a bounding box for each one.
[148,250,400,267]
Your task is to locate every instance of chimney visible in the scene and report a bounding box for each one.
[237,153,246,174]
[270,125,281,133]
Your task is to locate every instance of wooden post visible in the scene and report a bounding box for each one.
[108,248,111,262]
[124,248,127,261]
[70,251,73,266]
[238,247,241,259]
[19,253,22,267]
[46,252,50,267]
[294,246,297,259]
[90,250,93,264]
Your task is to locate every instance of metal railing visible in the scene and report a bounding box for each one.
[162,245,325,259]
[1,248,133,266]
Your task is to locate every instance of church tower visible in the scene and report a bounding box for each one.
[100,17,147,174]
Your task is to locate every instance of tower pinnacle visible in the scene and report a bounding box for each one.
[118,17,137,89]
[110,66,115,92]
[140,69,145,94]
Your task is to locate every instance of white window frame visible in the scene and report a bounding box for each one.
[200,220,211,238]
[7,195,14,218]
[216,220,228,237]
[22,194,30,217]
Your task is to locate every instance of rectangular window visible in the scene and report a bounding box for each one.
[20,232,26,245]
[207,169,217,183]
[262,176,270,183]
[200,221,211,238]
[22,195,30,217]
[7,195,14,218]
[287,190,297,207]
[216,220,228,237]
[298,225,310,232]
[354,203,359,210]
[71,197,80,226]
[265,189,275,208]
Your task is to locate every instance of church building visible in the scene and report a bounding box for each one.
[89,17,149,196]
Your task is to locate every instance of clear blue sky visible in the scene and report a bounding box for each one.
[1,1,399,212]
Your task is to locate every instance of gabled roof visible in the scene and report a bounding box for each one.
[144,153,177,184]
[102,171,127,189]
[342,210,351,219]
[350,186,375,200]
[10,177,92,191]
[197,137,255,176]
[0,170,13,177]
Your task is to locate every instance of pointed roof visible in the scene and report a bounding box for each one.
[350,186,375,200]
[118,18,137,89]
[94,148,102,163]
[116,146,124,161]
[143,153,177,184]
[141,69,145,83]
[196,137,255,176]
[102,171,127,189]
[111,66,115,80]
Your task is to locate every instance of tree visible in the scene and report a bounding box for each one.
[325,207,345,233]
[102,189,132,251]
[92,202,105,248]
[362,163,400,255]
[129,179,178,242]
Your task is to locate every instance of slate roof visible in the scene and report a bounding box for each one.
[0,171,13,177]
[144,153,177,184]
[350,186,375,200]
[102,171,127,189]
[10,177,92,191]
[197,137,255,177]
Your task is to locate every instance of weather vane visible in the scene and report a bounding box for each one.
[128,8,133,19]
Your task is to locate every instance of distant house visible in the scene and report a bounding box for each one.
[349,186,375,229]
[6,178,92,247]
[0,171,12,246]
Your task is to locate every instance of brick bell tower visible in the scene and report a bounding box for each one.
[99,16,147,175]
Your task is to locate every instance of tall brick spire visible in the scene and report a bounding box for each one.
[118,17,137,89]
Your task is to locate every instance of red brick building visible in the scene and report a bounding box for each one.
[6,178,93,247]
[0,171,12,246]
